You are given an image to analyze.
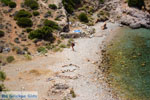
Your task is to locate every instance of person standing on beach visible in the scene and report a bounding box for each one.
[71,42,75,51]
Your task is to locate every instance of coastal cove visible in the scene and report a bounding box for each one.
[101,27,150,100]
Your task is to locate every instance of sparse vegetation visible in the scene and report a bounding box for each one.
[33,11,40,16]
[0,71,6,91]
[37,47,48,54]
[0,71,6,81]
[14,10,32,28]
[99,0,104,4]
[14,9,32,20]
[47,11,51,16]
[0,0,16,8]
[59,44,67,48]
[49,4,57,10]
[44,19,61,30]
[128,0,145,9]
[53,47,62,52]
[70,88,76,98]
[0,30,4,37]
[28,26,55,42]
[24,0,39,10]
[24,54,32,60]
[17,17,33,28]
[62,0,81,14]
[67,38,74,47]
[97,10,109,22]
[0,84,5,91]
[6,56,15,63]
[26,28,33,33]
[0,0,11,6]
[78,13,89,23]
[8,1,16,8]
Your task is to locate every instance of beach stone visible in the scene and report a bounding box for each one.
[53,83,69,90]
[3,47,11,53]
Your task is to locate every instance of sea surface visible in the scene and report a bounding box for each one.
[104,27,150,100]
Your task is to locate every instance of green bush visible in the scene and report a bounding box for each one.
[26,28,33,33]
[0,30,4,37]
[1,0,17,8]
[70,89,76,98]
[44,19,60,30]
[37,47,48,54]
[0,84,5,91]
[62,0,81,14]
[24,0,39,10]
[17,17,33,28]
[99,0,104,4]
[59,44,67,48]
[0,0,11,6]
[14,9,32,20]
[28,26,55,42]
[33,11,40,16]
[24,54,32,60]
[49,4,57,9]
[6,56,15,63]
[8,1,16,8]
[128,0,145,9]
[78,13,89,23]
[0,71,6,81]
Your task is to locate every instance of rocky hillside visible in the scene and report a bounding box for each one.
[0,0,69,64]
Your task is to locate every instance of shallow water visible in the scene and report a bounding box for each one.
[104,27,150,100]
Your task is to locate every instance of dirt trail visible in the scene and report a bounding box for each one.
[2,22,119,100]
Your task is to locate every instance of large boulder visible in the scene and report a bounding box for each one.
[120,7,150,29]
[3,47,11,53]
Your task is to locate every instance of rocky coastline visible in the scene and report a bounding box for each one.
[120,8,150,29]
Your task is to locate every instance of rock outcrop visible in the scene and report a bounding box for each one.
[120,8,150,29]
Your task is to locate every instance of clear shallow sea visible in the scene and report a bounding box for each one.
[104,27,150,100]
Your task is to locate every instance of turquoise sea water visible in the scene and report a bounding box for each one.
[104,27,150,100]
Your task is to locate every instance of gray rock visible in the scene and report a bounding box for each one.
[54,83,69,90]
[120,8,150,29]
[120,17,130,25]
[129,23,141,29]
[3,47,11,53]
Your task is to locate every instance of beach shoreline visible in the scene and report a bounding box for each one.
[2,22,122,100]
